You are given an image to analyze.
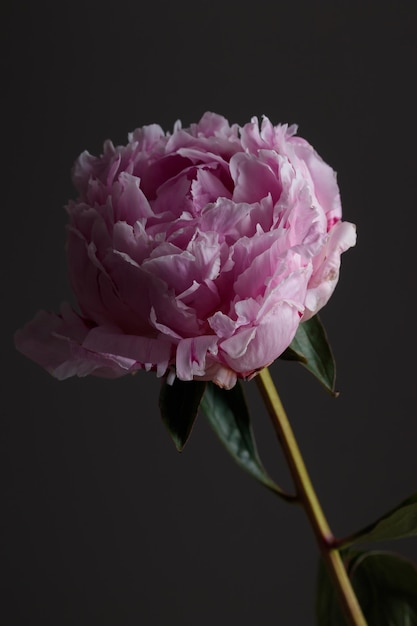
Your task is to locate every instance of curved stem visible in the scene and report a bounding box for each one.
[256,367,367,626]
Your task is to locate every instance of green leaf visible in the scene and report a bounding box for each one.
[159,378,207,451]
[280,315,337,396]
[200,381,292,499]
[351,551,417,625]
[341,492,417,547]
[316,550,417,626]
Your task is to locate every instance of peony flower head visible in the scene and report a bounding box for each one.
[15,112,356,389]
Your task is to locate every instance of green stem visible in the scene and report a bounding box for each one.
[256,367,367,626]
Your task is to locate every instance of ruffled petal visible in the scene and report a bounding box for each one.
[176,336,218,381]
[221,300,301,375]
[303,220,356,319]
[230,152,282,204]
[14,305,139,380]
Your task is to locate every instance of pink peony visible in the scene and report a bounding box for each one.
[15,112,356,389]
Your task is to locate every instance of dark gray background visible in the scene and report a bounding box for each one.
[2,1,417,624]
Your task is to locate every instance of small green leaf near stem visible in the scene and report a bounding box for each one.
[201,381,295,501]
[335,492,417,548]
[280,315,338,396]
[159,378,207,451]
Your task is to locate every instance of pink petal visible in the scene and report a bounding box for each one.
[190,166,232,211]
[289,135,342,222]
[230,152,282,204]
[175,336,218,380]
[14,305,139,380]
[195,362,237,390]
[82,326,172,376]
[115,172,154,222]
[303,220,356,319]
[221,300,301,374]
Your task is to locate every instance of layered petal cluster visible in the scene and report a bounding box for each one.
[15,112,356,389]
